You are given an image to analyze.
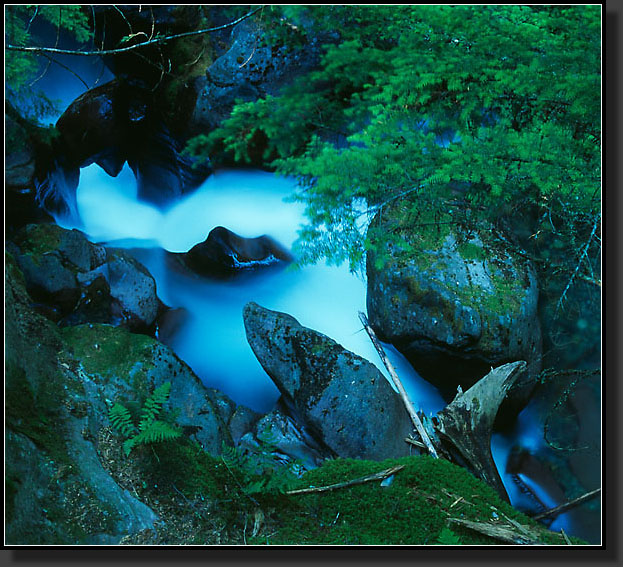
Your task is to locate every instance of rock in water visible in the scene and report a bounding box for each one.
[176,226,294,278]
[366,202,542,410]
[10,223,162,331]
[243,302,414,461]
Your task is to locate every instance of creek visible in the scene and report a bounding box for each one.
[55,161,588,541]
[26,55,596,543]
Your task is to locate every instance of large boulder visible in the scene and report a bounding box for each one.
[5,256,160,544]
[44,79,211,215]
[243,302,414,461]
[172,225,294,278]
[366,203,542,406]
[10,223,162,331]
[189,17,325,141]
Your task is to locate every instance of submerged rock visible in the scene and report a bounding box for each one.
[243,302,414,461]
[366,203,542,408]
[173,225,294,278]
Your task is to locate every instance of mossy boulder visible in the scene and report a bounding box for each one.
[5,256,159,544]
[243,302,414,461]
[366,203,542,407]
[10,223,162,331]
[5,259,239,544]
[61,323,233,455]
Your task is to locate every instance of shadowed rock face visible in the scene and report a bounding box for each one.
[42,79,211,216]
[10,223,162,332]
[366,203,542,412]
[175,226,294,278]
[243,302,414,461]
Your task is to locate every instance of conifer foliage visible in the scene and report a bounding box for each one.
[193,5,601,298]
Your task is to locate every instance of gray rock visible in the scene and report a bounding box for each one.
[190,19,323,137]
[11,224,162,330]
[366,206,542,404]
[243,302,414,461]
[241,409,327,472]
[105,249,160,329]
[5,258,159,545]
[6,113,36,190]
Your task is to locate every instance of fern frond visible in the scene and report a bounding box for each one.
[138,382,171,431]
[133,420,182,446]
[109,403,137,437]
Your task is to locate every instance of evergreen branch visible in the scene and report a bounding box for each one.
[6,7,264,57]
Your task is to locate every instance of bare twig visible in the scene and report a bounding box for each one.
[285,464,405,495]
[532,488,600,521]
[7,7,263,57]
[557,215,600,311]
[405,436,426,449]
[359,311,439,458]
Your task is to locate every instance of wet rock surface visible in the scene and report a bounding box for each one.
[366,203,542,407]
[243,302,414,461]
[171,225,294,278]
[10,223,163,332]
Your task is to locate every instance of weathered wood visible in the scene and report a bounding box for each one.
[434,361,528,502]
[285,464,405,496]
[448,518,543,545]
[532,488,601,521]
[359,311,439,459]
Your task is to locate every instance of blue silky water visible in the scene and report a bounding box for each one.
[58,163,447,416]
[54,162,598,541]
[51,162,595,542]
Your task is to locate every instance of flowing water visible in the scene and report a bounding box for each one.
[22,54,596,541]
[58,164,448,416]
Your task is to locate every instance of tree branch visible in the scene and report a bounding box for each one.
[6,7,263,57]
[358,311,440,459]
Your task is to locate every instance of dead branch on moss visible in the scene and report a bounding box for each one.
[285,464,405,496]
[448,518,544,545]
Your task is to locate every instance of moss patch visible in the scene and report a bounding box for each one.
[61,324,157,398]
[249,455,580,545]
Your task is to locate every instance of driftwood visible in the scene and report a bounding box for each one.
[285,465,405,496]
[359,312,440,459]
[433,361,527,502]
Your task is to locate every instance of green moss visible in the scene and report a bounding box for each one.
[5,361,73,465]
[458,241,488,263]
[62,324,156,392]
[17,224,64,258]
[250,456,583,545]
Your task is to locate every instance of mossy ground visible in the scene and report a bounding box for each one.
[100,433,587,545]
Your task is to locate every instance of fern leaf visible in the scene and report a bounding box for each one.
[139,382,172,430]
[109,403,137,437]
[132,420,182,447]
